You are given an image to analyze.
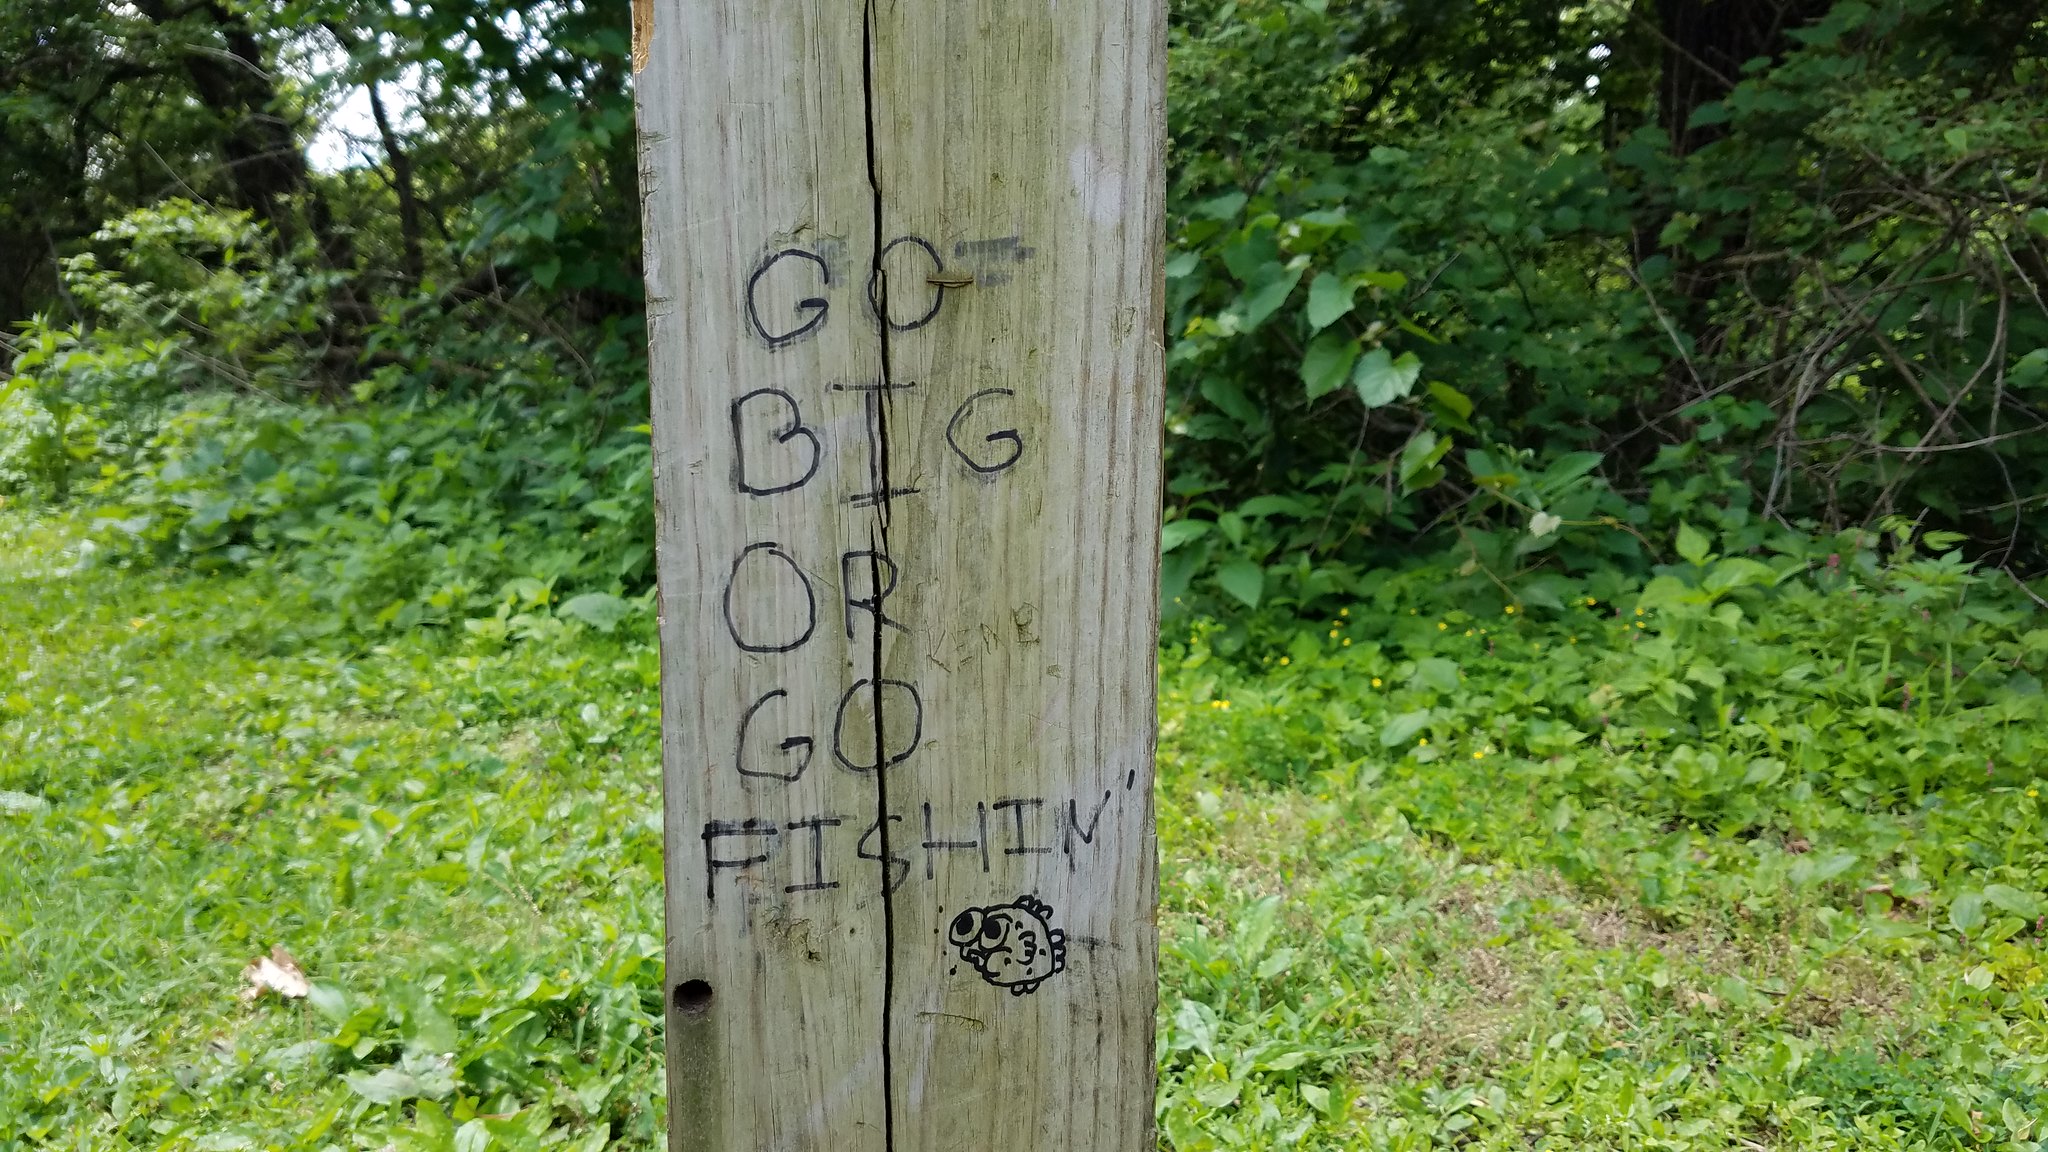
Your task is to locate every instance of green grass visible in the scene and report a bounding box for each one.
[6,511,2048,1150]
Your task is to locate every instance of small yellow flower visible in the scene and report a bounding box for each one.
[1341,638,1351,647]
[1409,608,1419,615]
[1569,636,1579,644]
[1438,621,1448,630]
[1418,738,1429,746]
[1585,598,1597,606]
[1464,629,1474,637]
[1504,605,1517,615]
[1328,630,1339,639]
[1371,677,1383,688]
[1340,608,1350,617]
[130,618,146,630]
[1473,750,1486,759]
[1279,657,1290,666]
[1635,621,1646,630]
[2030,788,2040,798]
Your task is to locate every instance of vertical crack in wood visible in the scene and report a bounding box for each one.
[859,2,900,1150]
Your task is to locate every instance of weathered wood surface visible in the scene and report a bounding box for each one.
[632,0,1164,1148]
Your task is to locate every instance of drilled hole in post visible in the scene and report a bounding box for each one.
[673,979,713,1015]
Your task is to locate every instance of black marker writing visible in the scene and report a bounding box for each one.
[746,249,831,349]
[831,678,923,773]
[784,816,843,893]
[922,800,990,879]
[993,797,1053,856]
[953,236,1035,262]
[723,542,817,654]
[730,388,821,496]
[736,689,812,782]
[1060,790,1114,873]
[858,813,910,896]
[840,549,905,639]
[950,896,1065,995]
[867,235,946,332]
[702,819,779,902]
[945,388,1024,475]
[834,380,922,509]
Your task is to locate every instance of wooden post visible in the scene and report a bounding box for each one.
[631,0,1164,1149]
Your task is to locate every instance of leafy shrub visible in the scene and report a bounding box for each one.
[4,201,653,633]
[1167,520,2048,922]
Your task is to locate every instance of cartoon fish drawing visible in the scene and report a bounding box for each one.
[949,896,1067,995]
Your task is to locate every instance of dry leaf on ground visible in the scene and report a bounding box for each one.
[239,945,311,1003]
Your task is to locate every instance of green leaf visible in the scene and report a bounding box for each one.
[1415,658,1460,693]
[1160,520,1212,553]
[1702,558,1774,596]
[1255,948,1295,980]
[1194,1079,1243,1109]
[1301,1083,1332,1113]
[1194,192,1247,220]
[2012,348,2048,389]
[1237,495,1314,518]
[307,982,351,1024]
[1201,376,1262,427]
[1426,381,1473,420]
[1237,895,1281,959]
[1789,851,1856,886]
[1982,884,2042,918]
[1537,451,1604,494]
[1353,349,1422,407]
[1950,890,1987,936]
[345,1067,423,1104]
[559,592,631,633]
[531,258,562,290]
[1164,251,1201,279]
[1304,273,1357,331]
[1216,561,1264,609]
[1398,430,1446,492]
[1300,332,1361,400]
[1238,263,1305,330]
[1379,710,1431,747]
[1675,523,1711,566]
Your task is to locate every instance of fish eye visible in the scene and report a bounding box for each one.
[980,917,1006,943]
[949,911,981,944]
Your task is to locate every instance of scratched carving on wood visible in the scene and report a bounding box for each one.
[633,0,1164,1149]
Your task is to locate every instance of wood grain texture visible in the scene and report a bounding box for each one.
[633,0,1163,1148]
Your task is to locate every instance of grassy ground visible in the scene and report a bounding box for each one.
[5,511,2048,1150]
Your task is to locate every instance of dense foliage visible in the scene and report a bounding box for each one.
[5,0,2048,636]
[9,513,2048,1149]
[1161,0,2048,623]
[9,1,2048,1149]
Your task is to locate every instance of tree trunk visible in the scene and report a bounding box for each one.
[1655,0,1833,156]
[366,82,425,289]
[135,1,311,237]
